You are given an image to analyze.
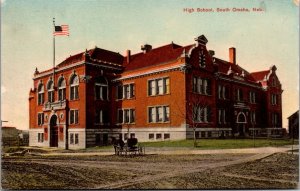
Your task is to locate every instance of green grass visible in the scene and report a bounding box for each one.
[138,139,298,149]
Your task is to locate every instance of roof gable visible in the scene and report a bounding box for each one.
[123,43,195,71]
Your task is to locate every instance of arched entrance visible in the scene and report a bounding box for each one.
[50,115,58,147]
[235,112,247,137]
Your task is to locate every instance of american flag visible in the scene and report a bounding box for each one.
[53,25,69,36]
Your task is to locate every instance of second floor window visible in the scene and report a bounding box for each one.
[117,83,135,99]
[249,91,256,103]
[38,113,44,126]
[117,109,135,124]
[37,83,44,105]
[148,106,170,123]
[218,85,228,99]
[95,77,108,100]
[70,110,79,124]
[148,77,170,96]
[193,77,211,95]
[47,80,54,103]
[70,75,79,100]
[236,88,243,101]
[58,77,66,101]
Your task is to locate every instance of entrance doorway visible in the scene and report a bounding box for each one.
[50,115,58,147]
[235,112,247,137]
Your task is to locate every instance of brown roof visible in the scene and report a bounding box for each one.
[57,47,124,68]
[250,70,270,81]
[123,43,195,71]
[214,58,257,82]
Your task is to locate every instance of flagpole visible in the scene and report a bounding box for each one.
[53,18,56,88]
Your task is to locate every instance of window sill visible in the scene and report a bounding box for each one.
[116,97,136,101]
[148,93,170,97]
[192,92,212,96]
[116,123,136,125]
[148,121,170,124]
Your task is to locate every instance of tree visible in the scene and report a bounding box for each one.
[174,96,212,147]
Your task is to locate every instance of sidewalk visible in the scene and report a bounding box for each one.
[40,144,298,156]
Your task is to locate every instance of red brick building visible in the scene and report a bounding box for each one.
[29,35,283,149]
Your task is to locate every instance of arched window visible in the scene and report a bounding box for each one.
[95,77,108,100]
[37,83,44,105]
[47,80,54,103]
[58,77,66,101]
[70,75,79,100]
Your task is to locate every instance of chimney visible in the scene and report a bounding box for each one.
[141,44,152,53]
[208,50,215,56]
[126,50,131,63]
[229,47,236,64]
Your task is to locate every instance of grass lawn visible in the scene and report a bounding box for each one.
[139,138,298,149]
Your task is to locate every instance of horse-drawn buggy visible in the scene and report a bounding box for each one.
[114,138,145,156]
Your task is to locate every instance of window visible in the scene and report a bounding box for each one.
[149,133,154,140]
[208,132,212,137]
[37,83,44,105]
[124,133,129,140]
[148,106,170,123]
[218,109,226,124]
[156,133,162,140]
[117,109,135,124]
[70,110,79,124]
[58,78,66,101]
[236,89,243,101]
[70,133,79,145]
[38,113,44,126]
[70,133,74,144]
[272,77,277,86]
[192,77,211,95]
[164,133,170,140]
[148,77,170,96]
[199,49,206,68]
[117,83,135,99]
[272,113,279,126]
[38,133,44,142]
[250,111,256,124]
[47,80,54,103]
[118,110,123,123]
[193,106,211,123]
[95,109,104,124]
[249,91,256,103]
[271,94,277,105]
[201,131,206,138]
[70,75,79,100]
[95,77,108,100]
[75,134,79,144]
[218,85,227,99]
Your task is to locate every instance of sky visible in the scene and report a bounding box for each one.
[1,0,299,130]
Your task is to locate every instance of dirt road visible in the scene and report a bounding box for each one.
[2,146,298,189]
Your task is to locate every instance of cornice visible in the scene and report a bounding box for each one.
[112,63,187,82]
